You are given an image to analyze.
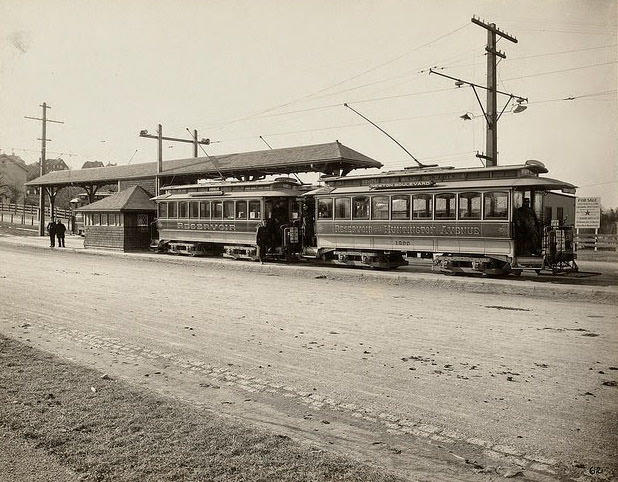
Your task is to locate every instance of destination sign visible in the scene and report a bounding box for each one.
[317,221,509,238]
[369,181,435,190]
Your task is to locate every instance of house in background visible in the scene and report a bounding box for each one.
[0,153,28,203]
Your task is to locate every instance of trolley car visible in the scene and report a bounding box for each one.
[309,160,577,274]
[152,160,578,276]
[153,177,311,259]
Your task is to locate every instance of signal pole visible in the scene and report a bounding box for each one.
[25,102,64,235]
[471,16,518,167]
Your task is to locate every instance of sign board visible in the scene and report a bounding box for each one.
[575,197,601,229]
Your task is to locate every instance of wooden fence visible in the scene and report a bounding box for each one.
[575,233,618,251]
[0,202,73,228]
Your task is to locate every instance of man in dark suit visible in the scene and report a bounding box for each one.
[46,218,57,247]
[56,219,66,248]
[256,221,269,264]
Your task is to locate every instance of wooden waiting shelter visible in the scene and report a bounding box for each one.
[77,186,155,251]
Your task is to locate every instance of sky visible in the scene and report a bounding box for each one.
[1,0,616,206]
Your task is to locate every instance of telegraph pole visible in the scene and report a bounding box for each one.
[25,103,64,235]
[139,125,210,196]
[471,16,518,167]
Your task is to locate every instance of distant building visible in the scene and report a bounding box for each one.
[0,153,28,203]
[82,160,105,169]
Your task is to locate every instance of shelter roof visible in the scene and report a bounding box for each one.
[27,142,382,187]
[77,186,155,212]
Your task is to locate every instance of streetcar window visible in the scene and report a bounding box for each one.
[435,193,456,219]
[557,207,564,223]
[236,201,248,219]
[352,196,369,220]
[412,194,433,219]
[458,192,481,220]
[101,213,108,226]
[249,200,261,219]
[223,201,235,220]
[168,202,177,218]
[158,203,168,218]
[93,213,100,225]
[371,196,389,220]
[179,202,189,218]
[318,198,333,219]
[189,201,199,218]
[391,195,410,220]
[335,198,351,219]
[483,192,508,219]
[199,201,210,219]
[212,201,223,219]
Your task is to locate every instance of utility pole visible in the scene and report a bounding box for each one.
[429,17,524,168]
[139,125,210,196]
[471,16,518,167]
[25,102,64,235]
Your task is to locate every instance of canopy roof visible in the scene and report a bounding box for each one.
[77,186,155,212]
[27,142,382,188]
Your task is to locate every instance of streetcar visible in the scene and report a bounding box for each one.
[153,177,311,259]
[152,160,578,276]
[308,159,577,275]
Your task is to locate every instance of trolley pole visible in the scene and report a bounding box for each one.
[25,102,64,235]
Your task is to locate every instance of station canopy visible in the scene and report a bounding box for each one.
[26,141,382,190]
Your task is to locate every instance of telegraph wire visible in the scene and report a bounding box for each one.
[504,60,617,81]
[198,23,471,131]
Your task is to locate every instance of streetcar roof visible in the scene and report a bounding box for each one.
[153,189,307,201]
[305,176,576,196]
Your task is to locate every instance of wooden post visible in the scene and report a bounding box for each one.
[594,228,598,252]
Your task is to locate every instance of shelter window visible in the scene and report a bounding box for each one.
[371,196,389,220]
[458,192,481,220]
[168,202,177,218]
[236,201,248,219]
[435,193,456,219]
[248,200,261,220]
[179,202,189,218]
[158,203,168,219]
[391,195,410,220]
[352,196,369,220]
[318,198,333,219]
[483,192,509,219]
[199,201,210,219]
[93,213,100,226]
[212,201,223,219]
[335,198,351,219]
[223,201,235,220]
[189,201,199,218]
[412,194,433,219]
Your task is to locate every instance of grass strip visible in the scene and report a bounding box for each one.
[0,335,402,482]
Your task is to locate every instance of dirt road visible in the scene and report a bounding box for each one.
[1,244,616,480]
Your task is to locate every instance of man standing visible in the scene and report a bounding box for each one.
[46,218,57,247]
[56,219,66,248]
[256,221,268,264]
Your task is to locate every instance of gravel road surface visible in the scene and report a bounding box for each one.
[0,243,616,480]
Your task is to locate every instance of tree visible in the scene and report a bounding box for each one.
[0,173,22,203]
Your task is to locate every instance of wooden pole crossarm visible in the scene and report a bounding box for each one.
[429,69,526,102]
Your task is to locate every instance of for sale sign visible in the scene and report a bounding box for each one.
[575,197,601,229]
